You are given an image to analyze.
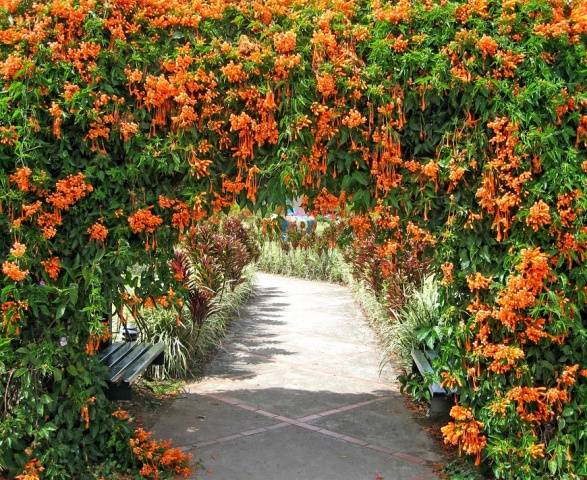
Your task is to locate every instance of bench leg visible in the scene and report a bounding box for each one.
[106,382,132,401]
[152,351,165,366]
[428,396,451,418]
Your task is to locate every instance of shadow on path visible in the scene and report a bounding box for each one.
[151,273,444,480]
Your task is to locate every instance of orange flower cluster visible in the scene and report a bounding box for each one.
[406,222,435,246]
[85,323,111,355]
[342,109,367,129]
[477,35,498,58]
[41,257,61,280]
[120,121,139,142]
[373,0,411,24]
[493,50,525,79]
[370,203,399,230]
[10,241,26,257]
[349,215,371,238]
[390,35,409,53]
[0,53,27,80]
[0,124,18,145]
[11,201,41,230]
[2,261,28,282]
[1,299,28,333]
[525,200,551,231]
[476,117,531,241]
[222,61,248,83]
[141,289,180,310]
[230,111,255,162]
[0,0,21,14]
[441,405,487,465]
[312,188,344,215]
[488,397,510,417]
[272,52,302,80]
[378,239,399,257]
[80,396,96,430]
[506,385,570,424]
[130,428,192,479]
[63,82,80,101]
[158,196,191,231]
[316,73,337,98]
[46,173,93,211]
[421,160,439,185]
[481,343,525,374]
[495,247,551,332]
[128,207,164,234]
[49,102,63,139]
[10,166,32,192]
[37,210,62,239]
[534,0,587,43]
[559,363,580,387]
[556,190,580,227]
[15,459,44,480]
[441,262,454,285]
[189,152,213,179]
[273,30,297,54]
[87,221,108,242]
[455,0,488,22]
[466,273,492,292]
[112,408,130,421]
[441,371,461,390]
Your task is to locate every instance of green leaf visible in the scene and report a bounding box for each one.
[548,460,557,475]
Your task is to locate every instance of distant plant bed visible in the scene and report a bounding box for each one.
[258,241,346,283]
[257,219,347,283]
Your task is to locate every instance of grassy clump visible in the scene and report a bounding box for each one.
[257,241,346,283]
[138,267,255,380]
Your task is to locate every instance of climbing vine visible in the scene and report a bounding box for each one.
[1,0,586,478]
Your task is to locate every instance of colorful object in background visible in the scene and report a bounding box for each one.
[281,210,317,238]
[284,198,317,237]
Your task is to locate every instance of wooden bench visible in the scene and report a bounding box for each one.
[411,348,456,417]
[98,341,165,400]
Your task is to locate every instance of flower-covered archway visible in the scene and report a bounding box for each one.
[1,0,586,478]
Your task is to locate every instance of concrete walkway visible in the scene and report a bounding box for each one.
[152,273,443,479]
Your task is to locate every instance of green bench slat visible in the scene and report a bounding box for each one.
[108,344,151,383]
[411,348,447,397]
[411,349,433,374]
[122,343,165,384]
[425,350,439,361]
[97,340,165,400]
[98,342,126,363]
[424,349,458,395]
[102,342,136,368]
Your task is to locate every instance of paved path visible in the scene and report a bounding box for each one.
[152,273,443,479]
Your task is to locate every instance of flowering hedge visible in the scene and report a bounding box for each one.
[1,0,586,478]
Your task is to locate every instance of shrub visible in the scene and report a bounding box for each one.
[257,218,349,282]
[384,275,441,366]
[135,215,258,379]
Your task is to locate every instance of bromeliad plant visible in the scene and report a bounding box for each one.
[136,214,259,379]
[1,0,586,478]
